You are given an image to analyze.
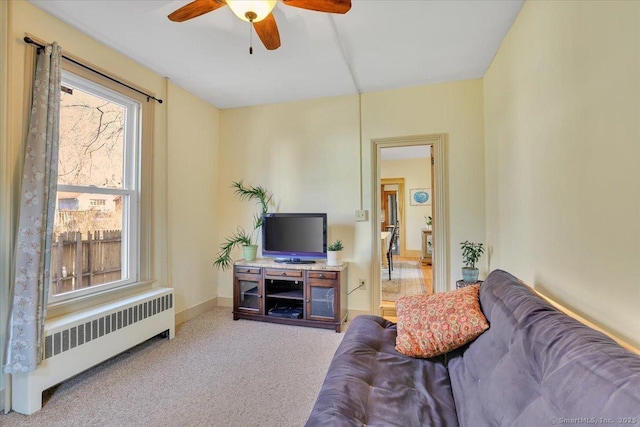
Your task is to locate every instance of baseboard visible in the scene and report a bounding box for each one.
[216,297,232,308]
[347,309,371,320]
[175,297,218,326]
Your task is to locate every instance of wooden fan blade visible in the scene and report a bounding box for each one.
[253,14,281,50]
[168,0,226,22]
[282,0,351,14]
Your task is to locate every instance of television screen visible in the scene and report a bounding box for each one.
[262,213,327,263]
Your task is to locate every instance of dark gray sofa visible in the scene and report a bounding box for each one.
[306,270,640,426]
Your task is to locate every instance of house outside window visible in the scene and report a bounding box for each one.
[49,69,141,302]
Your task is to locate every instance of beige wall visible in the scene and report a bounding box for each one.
[166,83,220,316]
[381,157,432,252]
[218,79,486,311]
[0,1,221,319]
[363,80,486,287]
[484,0,640,347]
[217,95,364,306]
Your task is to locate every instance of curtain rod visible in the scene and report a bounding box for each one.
[23,36,163,104]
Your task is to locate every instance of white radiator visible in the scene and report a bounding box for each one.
[11,287,175,415]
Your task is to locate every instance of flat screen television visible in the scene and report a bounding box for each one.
[262,213,327,264]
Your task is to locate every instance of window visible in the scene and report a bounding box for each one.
[49,68,144,303]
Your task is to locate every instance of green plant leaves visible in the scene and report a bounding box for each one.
[460,240,484,268]
[328,240,343,251]
[214,181,273,270]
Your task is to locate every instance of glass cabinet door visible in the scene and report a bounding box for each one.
[235,275,262,313]
[307,284,336,320]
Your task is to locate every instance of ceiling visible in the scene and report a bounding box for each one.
[28,0,525,109]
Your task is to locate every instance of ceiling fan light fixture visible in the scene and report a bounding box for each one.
[226,0,277,22]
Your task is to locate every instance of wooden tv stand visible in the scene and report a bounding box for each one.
[233,259,348,332]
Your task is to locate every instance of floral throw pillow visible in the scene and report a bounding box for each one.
[395,284,489,358]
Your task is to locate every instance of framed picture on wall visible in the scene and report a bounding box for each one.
[410,188,431,206]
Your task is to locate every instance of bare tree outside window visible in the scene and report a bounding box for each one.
[58,88,124,188]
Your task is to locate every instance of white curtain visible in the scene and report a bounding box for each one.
[3,42,61,374]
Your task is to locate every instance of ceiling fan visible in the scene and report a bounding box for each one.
[168,0,351,52]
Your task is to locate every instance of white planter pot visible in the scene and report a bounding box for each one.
[326,250,343,266]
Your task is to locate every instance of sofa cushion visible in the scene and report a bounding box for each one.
[447,270,640,427]
[395,285,489,358]
[306,315,459,427]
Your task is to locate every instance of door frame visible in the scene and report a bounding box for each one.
[371,134,449,314]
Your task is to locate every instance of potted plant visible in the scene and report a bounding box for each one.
[460,240,484,283]
[424,215,432,230]
[326,240,344,267]
[213,181,272,270]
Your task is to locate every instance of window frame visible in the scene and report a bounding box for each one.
[47,58,154,310]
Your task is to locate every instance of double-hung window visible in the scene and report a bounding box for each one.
[49,65,147,303]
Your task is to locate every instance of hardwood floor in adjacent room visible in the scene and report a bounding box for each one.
[380,256,432,322]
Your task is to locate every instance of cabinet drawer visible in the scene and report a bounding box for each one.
[307,271,338,280]
[234,267,261,275]
[265,269,303,278]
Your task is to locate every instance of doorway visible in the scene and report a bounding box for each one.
[379,150,431,316]
[371,134,449,318]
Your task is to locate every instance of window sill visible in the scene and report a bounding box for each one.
[47,280,156,320]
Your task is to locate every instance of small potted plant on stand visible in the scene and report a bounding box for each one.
[424,215,432,231]
[326,240,344,267]
[213,181,272,270]
[460,240,484,283]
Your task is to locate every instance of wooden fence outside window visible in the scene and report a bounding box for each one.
[51,230,122,295]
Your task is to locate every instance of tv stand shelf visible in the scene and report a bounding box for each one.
[267,290,304,300]
[233,259,348,332]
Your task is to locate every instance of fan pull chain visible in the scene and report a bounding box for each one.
[249,21,253,55]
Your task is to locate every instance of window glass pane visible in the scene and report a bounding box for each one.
[51,192,124,296]
[58,86,125,189]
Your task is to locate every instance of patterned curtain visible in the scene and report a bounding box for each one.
[3,42,62,374]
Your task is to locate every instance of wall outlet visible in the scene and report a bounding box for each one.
[355,210,368,222]
[359,279,366,290]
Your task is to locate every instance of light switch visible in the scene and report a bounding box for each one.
[355,210,368,222]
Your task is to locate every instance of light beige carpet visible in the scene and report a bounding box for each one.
[381,260,427,302]
[1,307,344,427]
